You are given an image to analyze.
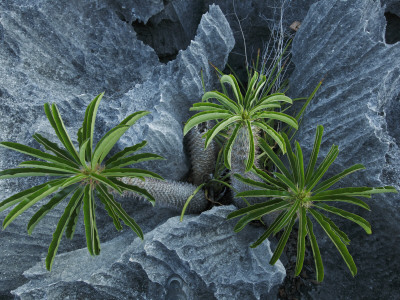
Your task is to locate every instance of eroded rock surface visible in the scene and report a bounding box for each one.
[288,0,400,298]
[12,206,286,300]
[0,1,234,298]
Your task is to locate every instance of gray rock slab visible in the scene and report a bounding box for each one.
[13,205,286,300]
[0,1,234,298]
[288,0,400,298]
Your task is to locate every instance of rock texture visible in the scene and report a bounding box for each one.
[12,206,286,300]
[0,1,234,298]
[288,0,400,298]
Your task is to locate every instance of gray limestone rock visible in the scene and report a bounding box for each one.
[288,0,400,298]
[0,1,234,298]
[12,205,286,299]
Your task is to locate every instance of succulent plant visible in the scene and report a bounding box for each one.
[183,71,298,173]
[0,93,163,271]
[227,125,397,281]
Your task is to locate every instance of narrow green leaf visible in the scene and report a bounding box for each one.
[65,198,83,239]
[306,145,339,192]
[273,198,301,234]
[120,110,150,127]
[224,123,240,169]
[295,207,307,276]
[183,111,232,136]
[251,166,287,189]
[281,132,297,182]
[273,172,298,193]
[0,180,59,213]
[190,102,225,111]
[309,208,357,277]
[60,175,85,188]
[108,178,155,204]
[321,214,350,245]
[250,211,286,248]
[270,214,296,265]
[93,111,150,166]
[245,120,255,172]
[258,94,293,106]
[227,199,288,219]
[89,173,122,194]
[180,183,205,221]
[305,125,324,182]
[83,185,95,255]
[234,201,291,232]
[51,103,80,163]
[33,133,75,162]
[97,184,143,239]
[46,187,84,271]
[310,195,370,210]
[79,139,90,168]
[256,111,298,130]
[96,186,122,231]
[19,161,79,173]
[202,91,241,114]
[90,188,101,255]
[102,168,164,180]
[205,116,242,149]
[314,203,371,234]
[85,92,104,159]
[249,103,281,114]
[2,179,70,229]
[314,186,397,197]
[306,216,324,282]
[106,140,147,166]
[233,173,275,190]
[258,139,292,180]
[44,103,70,157]
[91,125,129,166]
[106,153,164,169]
[0,142,79,169]
[313,164,366,193]
[220,74,243,105]
[27,185,77,235]
[0,167,71,179]
[252,121,285,154]
[243,72,259,108]
[295,142,305,190]
[235,189,292,199]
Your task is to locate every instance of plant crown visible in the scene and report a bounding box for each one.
[183,71,299,172]
[227,125,397,281]
[0,93,164,271]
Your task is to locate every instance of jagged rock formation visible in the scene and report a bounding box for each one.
[12,206,286,299]
[0,1,234,298]
[288,0,400,298]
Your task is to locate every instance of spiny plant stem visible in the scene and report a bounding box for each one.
[118,177,209,214]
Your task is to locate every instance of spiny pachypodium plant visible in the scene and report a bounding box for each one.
[183,71,298,173]
[0,93,164,271]
[227,125,397,281]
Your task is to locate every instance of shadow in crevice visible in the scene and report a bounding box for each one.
[127,1,207,63]
[385,12,400,44]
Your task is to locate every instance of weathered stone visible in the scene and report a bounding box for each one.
[0,1,234,298]
[288,0,400,298]
[12,206,286,299]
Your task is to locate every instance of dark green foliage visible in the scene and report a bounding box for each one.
[0,93,163,271]
[227,125,397,281]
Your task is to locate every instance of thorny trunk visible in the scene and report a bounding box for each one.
[116,123,217,214]
[119,177,208,213]
[186,122,218,185]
